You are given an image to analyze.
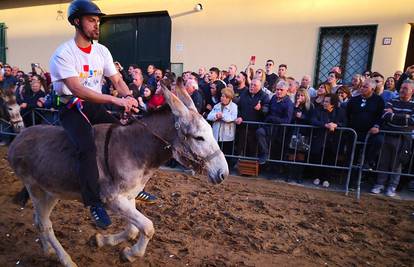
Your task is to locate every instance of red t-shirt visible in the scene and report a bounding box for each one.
[147,94,165,110]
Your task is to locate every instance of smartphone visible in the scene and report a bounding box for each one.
[250,56,256,65]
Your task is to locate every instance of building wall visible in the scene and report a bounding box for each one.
[0,0,412,80]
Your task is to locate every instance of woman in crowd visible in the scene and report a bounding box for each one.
[205,80,225,116]
[311,93,347,187]
[207,87,238,164]
[147,79,168,111]
[385,77,396,92]
[336,85,352,108]
[254,68,272,97]
[350,74,363,97]
[137,86,155,113]
[16,74,46,127]
[312,82,332,109]
[287,88,314,183]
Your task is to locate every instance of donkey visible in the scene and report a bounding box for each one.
[8,85,229,267]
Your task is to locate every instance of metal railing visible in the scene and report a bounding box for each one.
[2,109,413,200]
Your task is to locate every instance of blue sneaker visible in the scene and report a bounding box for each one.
[90,204,112,230]
[136,191,157,204]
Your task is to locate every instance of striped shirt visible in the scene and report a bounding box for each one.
[382,98,414,132]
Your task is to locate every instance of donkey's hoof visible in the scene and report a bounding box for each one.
[95,233,104,248]
[121,247,136,263]
[62,259,78,267]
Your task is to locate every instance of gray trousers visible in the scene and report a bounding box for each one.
[376,135,403,188]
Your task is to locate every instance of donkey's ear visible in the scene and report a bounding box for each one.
[160,83,189,117]
[175,86,198,112]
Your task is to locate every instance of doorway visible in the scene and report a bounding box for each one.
[100,11,171,71]
[404,23,414,70]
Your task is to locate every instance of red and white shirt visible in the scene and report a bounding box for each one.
[49,38,117,96]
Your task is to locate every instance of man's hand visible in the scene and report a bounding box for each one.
[114,96,138,113]
[235,117,243,125]
[20,103,28,109]
[254,100,261,111]
[368,127,379,134]
[384,108,393,114]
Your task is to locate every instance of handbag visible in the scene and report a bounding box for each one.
[289,133,310,152]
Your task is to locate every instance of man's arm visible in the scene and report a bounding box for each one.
[64,77,136,112]
[108,73,131,97]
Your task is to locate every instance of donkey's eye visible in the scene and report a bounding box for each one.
[194,136,205,141]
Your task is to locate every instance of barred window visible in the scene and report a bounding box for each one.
[0,23,6,63]
[314,25,377,86]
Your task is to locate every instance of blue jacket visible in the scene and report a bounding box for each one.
[264,95,294,124]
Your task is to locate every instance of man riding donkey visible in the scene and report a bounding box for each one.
[49,0,156,229]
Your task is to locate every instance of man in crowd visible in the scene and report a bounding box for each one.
[301,75,317,98]
[129,73,146,99]
[146,64,157,89]
[277,64,288,81]
[233,72,248,104]
[347,78,384,169]
[265,59,278,90]
[372,72,396,103]
[0,65,17,91]
[287,77,299,103]
[256,80,293,164]
[235,78,270,157]
[371,80,414,197]
[185,79,205,114]
[224,64,238,87]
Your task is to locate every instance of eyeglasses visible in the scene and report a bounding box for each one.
[360,98,367,107]
[266,63,273,66]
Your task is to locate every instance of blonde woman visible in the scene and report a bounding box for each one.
[207,87,238,157]
[350,74,363,97]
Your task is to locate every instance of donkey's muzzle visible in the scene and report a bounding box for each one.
[209,169,228,185]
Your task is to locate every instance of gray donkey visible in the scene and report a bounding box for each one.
[8,85,229,267]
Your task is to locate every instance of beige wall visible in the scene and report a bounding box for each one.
[0,0,413,80]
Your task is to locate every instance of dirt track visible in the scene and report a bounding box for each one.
[0,146,413,267]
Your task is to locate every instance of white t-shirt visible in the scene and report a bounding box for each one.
[49,38,117,96]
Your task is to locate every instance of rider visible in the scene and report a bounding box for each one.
[49,0,154,229]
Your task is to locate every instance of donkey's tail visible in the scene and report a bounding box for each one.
[13,186,30,207]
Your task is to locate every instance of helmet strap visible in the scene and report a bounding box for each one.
[74,17,93,44]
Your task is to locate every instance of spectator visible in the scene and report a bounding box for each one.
[207,87,238,159]
[129,73,146,99]
[147,80,167,111]
[371,80,414,197]
[287,88,315,180]
[395,65,414,92]
[126,64,139,84]
[114,61,129,84]
[300,75,317,98]
[393,70,403,82]
[311,93,347,186]
[347,78,384,169]
[219,70,228,81]
[0,65,17,91]
[198,67,208,90]
[363,70,372,79]
[137,86,155,113]
[256,80,293,164]
[313,82,332,109]
[385,77,396,92]
[327,71,341,93]
[372,72,397,103]
[336,85,351,108]
[233,72,248,105]
[255,68,273,97]
[205,80,225,116]
[265,59,279,90]
[185,79,204,114]
[235,78,270,157]
[350,74,364,97]
[16,74,46,127]
[223,64,238,87]
[287,77,299,103]
[277,64,288,81]
[146,64,157,89]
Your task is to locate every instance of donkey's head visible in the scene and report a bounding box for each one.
[161,83,229,184]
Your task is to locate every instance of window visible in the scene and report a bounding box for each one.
[0,23,6,63]
[314,25,377,86]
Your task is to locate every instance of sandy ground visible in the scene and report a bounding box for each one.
[0,146,413,267]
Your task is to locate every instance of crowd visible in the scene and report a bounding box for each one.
[1,59,414,197]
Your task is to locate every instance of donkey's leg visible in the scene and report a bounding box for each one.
[96,198,139,247]
[108,196,154,262]
[27,185,77,267]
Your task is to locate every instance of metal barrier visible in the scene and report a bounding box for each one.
[356,130,414,200]
[2,109,412,200]
[219,121,358,197]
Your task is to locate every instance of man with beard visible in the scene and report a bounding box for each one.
[49,0,138,229]
[233,72,249,104]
